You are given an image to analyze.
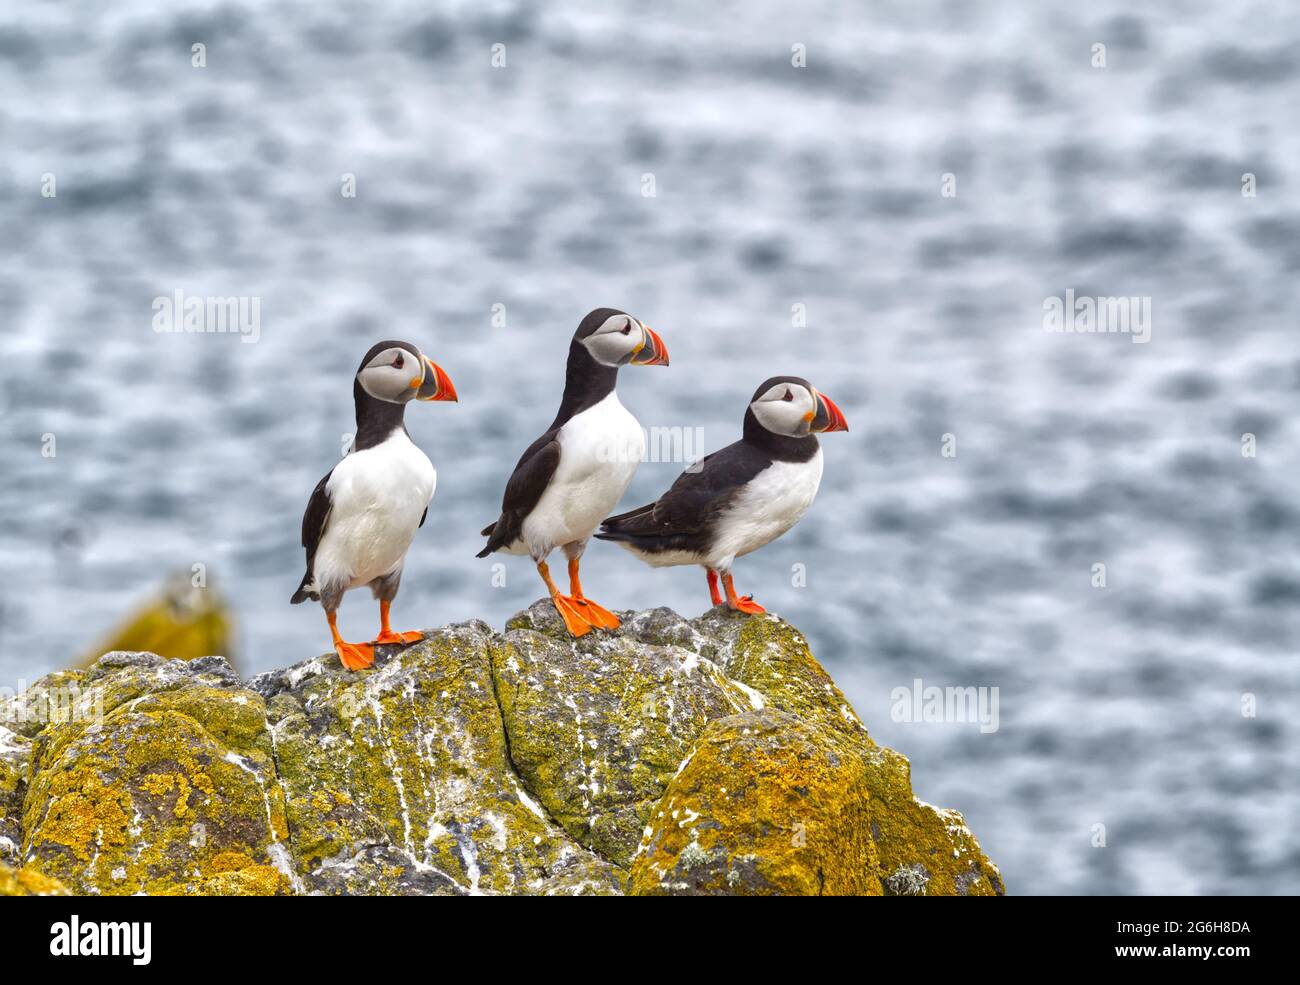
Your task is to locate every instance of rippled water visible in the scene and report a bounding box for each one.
[2,0,1298,894]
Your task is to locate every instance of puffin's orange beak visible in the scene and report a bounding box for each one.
[630,325,669,366]
[417,357,458,402]
[810,390,847,432]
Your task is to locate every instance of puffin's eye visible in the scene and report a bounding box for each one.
[621,323,632,335]
[782,389,793,402]
[393,353,405,369]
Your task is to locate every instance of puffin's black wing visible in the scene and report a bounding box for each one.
[477,432,562,557]
[597,441,767,550]
[290,469,334,603]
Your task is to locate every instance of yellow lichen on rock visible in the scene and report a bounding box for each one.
[198,852,291,896]
[1,722,34,860]
[631,710,884,895]
[629,708,1003,896]
[0,860,70,896]
[706,611,869,738]
[20,654,292,896]
[25,771,133,864]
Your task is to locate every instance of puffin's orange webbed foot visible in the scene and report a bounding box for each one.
[328,611,375,670]
[374,630,423,646]
[722,573,766,615]
[565,557,619,630]
[552,595,594,637]
[335,641,375,671]
[572,597,621,630]
[373,601,422,646]
[729,595,766,615]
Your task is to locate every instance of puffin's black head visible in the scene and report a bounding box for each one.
[573,308,669,368]
[355,340,458,404]
[748,376,848,437]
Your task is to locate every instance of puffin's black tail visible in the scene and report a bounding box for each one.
[596,502,655,537]
[290,570,318,604]
[593,527,659,548]
[475,520,500,558]
[596,502,669,549]
[592,529,636,544]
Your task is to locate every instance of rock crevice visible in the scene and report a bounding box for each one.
[483,641,570,844]
[0,603,1004,896]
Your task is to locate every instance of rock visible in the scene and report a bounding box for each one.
[251,618,621,895]
[15,653,295,896]
[495,604,759,866]
[0,723,30,863]
[0,603,1003,896]
[0,860,69,896]
[628,710,998,895]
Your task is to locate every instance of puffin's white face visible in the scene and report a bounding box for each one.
[357,345,425,403]
[751,381,818,436]
[750,380,848,437]
[581,313,669,367]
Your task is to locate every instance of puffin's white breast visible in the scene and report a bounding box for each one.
[313,428,436,591]
[707,449,823,568]
[517,392,644,556]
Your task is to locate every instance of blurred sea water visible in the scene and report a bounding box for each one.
[1,0,1298,894]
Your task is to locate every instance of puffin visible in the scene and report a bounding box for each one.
[596,376,847,613]
[291,340,458,670]
[476,308,669,636]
